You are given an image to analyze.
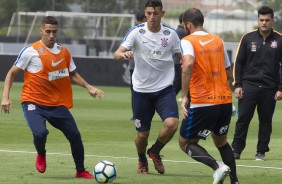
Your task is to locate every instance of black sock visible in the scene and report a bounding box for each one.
[218,143,239,183]
[186,143,218,170]
[138,152,147,162]
[151,139,165,154]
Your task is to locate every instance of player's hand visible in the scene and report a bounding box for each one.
[122,51,133,59]
[274,90,282,101]
[234,87,244,99]
[1,97,12,113]
[181,96,189,119]
[86,85,104,100]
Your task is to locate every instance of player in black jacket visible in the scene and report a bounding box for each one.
[232,6,282,161]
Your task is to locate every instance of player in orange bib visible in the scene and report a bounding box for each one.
[179,8,239,184]
[1,16,104,179]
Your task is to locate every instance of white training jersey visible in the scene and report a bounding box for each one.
[14,41,76,73]
[121,22,181,93]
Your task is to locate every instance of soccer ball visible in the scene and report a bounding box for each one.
[93,160,117,183]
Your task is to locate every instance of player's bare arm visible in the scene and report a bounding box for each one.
[181,54,194,119]
[1,66,21,113]
[70,70,104,99]
[113,46,133,60]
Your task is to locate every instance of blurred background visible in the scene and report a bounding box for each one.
[0,0,281,86]
[0,0,281,57]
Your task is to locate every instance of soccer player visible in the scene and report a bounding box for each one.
[1,16,104,179]
[179,8,239,184]
[232,6,282,161]
[114,0,180,175]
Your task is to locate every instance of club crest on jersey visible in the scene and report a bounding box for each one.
[163,30,170,35]
[38,47,44,53]
[161,37,168,47]
[251,42,256,52]
[270,40,278,48]
[139,29,145,34]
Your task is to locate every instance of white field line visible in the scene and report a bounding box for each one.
[1,149,282,170]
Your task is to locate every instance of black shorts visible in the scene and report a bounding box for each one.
[180,103,232,139]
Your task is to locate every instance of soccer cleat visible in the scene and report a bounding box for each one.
[147,148,165,174]
[76,170,94,179]
[233,152,241,160]
[36,153,46,173]
[137,161,148,174]
[213,162,231,184]
[255,153,265,161]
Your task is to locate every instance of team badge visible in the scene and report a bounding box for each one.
[270,40,278,48]
[161,37,168,47]
[139,29,145,34]
[38,47,44,53]
[251,42,256,52]
[27,104,36,111]
[135,119,141,128]
[163,30,170,35]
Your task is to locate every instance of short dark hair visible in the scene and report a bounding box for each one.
[182,8,204,27]
[179,13,184,24]
[135,11,146,22]
[258,6,274,18]
[145,0,163,10]
[41,16,58,26]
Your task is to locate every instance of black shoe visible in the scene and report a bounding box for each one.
[233,152,240,160]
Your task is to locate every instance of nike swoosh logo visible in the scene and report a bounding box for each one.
[199,38,215,46]
[51,58,65,67]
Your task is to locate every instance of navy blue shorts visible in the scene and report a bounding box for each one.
[132,85,179,131]
[22,102,80,137]
[180,103,232,139]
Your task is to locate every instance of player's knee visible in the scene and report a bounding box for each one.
[33,130,48,140]
[164,118,178,132]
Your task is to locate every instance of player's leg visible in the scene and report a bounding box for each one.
[256,88,276,160]
[132,90,155,174]
[212,103,239,184]
[147,86,178,174]
[232,83,258,158]
[47,106,93,179]
[22,102,48,173]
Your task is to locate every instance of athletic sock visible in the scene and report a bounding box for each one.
[185,143,218,170]
[151,139,165,155]
[218,143,239,183]
[138,152,147,163]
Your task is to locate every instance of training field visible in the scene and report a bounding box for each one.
[0,82,282,184]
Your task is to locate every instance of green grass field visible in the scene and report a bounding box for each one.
[1,82,282,184]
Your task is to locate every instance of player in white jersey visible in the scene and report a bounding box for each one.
[114,0,180,175]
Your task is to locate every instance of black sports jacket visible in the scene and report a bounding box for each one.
[233,29,282,91]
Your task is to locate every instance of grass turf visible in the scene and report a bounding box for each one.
[0,82,282,184]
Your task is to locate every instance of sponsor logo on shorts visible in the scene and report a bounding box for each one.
[219,125,229,134]
[197,129,210,139]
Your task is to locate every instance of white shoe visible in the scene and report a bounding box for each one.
[213,162,231,184]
